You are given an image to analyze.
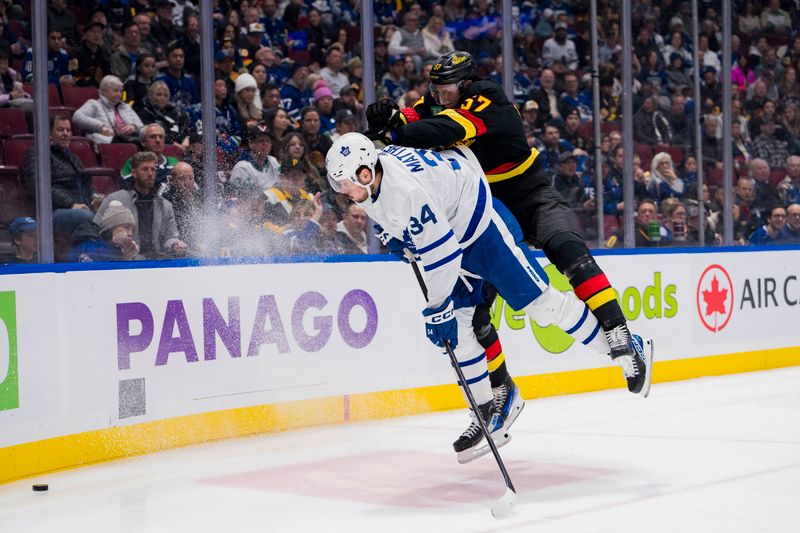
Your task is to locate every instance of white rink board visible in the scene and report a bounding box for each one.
[1,248,799,449]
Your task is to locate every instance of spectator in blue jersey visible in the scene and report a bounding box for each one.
[381,55,409,101]
[185,77,240,140]
[261,0,286,49]
[538,122,575,173]
[748,204,786,245]
[638,50,668,95]
[22,29,72,85]
[279,62,312,122]
[312,85,336,134]
[156,41,199,114]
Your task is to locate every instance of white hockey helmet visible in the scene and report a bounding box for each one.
[326,132,378,197]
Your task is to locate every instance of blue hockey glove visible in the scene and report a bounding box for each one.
[374,224,411,263]
[422,297,458,349]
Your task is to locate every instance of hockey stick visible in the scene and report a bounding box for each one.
[409,259,517,518]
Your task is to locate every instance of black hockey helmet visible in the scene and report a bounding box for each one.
[429,51,477,85]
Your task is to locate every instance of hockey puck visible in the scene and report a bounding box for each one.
[32,484,48,492]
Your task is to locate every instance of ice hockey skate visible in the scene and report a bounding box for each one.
[493,375,525,432]
[611,334,654,398]
[453,400,510,464]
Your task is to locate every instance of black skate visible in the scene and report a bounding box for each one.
[611,334,654,398]
[453,400,510,464]
[493,376,525,432]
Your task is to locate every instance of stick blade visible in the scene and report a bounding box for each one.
[491,487,517,519]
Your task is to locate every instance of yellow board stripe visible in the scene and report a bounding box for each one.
[486,148,540,183]
[440,109,477,140]
[585,287,617,311]
[487,351,505,372]
[2,346,799,485]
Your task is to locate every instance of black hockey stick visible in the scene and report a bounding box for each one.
[409,259,517,518]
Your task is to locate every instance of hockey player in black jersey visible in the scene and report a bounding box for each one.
[367,51,653,430]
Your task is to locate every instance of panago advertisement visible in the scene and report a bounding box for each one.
[1,248,799,482]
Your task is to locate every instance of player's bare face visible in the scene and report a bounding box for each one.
[430,83,460,108]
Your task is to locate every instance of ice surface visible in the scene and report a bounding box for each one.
[2,367,799,532]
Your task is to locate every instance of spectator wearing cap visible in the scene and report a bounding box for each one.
[330,109,357,142]
[123,54,159,108]
[233,72,263,128]
[151,1,179,50]
[185,77,241,140]
[95,151,186,259]
[312,85,336,134]
[316,45,347,97]
[72,21,112,87]
[156,42,199,114]
[520,100,540,146]
[74,75,144,145]
[552,151,594,234]
[134,80,190,149]
[262,157,315,230]
[121,123,179,187]
[88,8,117,56]
[334,83,363,129]
[389,11,429,72]
[111,22,145,82]
[238,23,268,68]
[541,21,578,72]
[6,217,37,264]
[700,67,722,109]
[752,120,789,170]
[280,63,312,122]
[69,201,141,262]
[214,49,237,104]
[229,124,280,196]
[47,0,78,47]
[22,29,72,85]
[336,203,368,254]
[381,55,409,101]
[562,108,587,152]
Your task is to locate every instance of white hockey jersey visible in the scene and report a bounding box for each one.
[362,145,493,308]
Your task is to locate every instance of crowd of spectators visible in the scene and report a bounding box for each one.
[3,0,800,264]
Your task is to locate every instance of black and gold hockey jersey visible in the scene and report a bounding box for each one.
[392,80,545,188]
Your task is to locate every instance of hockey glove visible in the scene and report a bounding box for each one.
[374,224,411,263]
[422,297,458,349]
[366,98,399,132]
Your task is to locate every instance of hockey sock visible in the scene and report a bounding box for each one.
[547,237,627,332]
[477,325,509,388]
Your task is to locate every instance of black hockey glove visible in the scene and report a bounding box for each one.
[366,98,399,133]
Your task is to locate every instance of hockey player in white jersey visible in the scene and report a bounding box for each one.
[326,133,653,462]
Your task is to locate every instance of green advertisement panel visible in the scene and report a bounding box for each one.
[0,291,19,411]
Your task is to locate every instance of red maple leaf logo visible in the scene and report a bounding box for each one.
[702,275,728,317]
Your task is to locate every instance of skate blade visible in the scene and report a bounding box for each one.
[502,394,525,433]
[640,338,654,398]
[456,432,511,464]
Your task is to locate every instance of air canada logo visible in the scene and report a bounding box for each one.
[696,264,734,333]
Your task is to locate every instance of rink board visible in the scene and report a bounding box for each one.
[1,247,799,482]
